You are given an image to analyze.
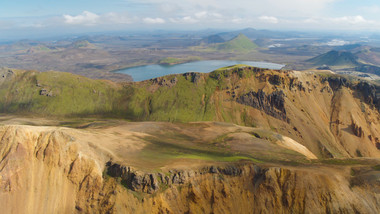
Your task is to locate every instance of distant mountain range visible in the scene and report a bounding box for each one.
[198,34,225,45]
[216,28,308,40]
[195,33,258,52]
[288,45,380,76]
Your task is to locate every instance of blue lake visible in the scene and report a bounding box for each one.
[115,60,284,82]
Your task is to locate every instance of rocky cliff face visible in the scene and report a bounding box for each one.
[236,90,288,122]
[116,66,380,159]
[0,125,379,214]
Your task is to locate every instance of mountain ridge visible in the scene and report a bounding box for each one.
[1,65,380,159]
[1,65,380,213]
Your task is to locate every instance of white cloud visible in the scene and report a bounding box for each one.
[63,11,99,25]
[13,1,380,32]
[104,12,133,24]
[303,18,319,24]
[326,39,349,46]
[231,18,244,24]
[135,0,337,17]
[259,16,278,24]
[182,16,197,23]
[194,11,208,19]
[169,16,198,24]
[330,16,374,25]
[194,11,222,19]
[62,11,136,26]
[143,17,165,24]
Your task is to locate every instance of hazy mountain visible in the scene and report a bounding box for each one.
[215,33,258,52]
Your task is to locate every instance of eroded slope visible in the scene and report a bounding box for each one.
[0,122,379,213]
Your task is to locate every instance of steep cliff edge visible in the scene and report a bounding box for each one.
[0,124,379,213]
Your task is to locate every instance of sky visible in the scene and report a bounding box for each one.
[2,0,380,40]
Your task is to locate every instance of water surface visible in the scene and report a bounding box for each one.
[116,60,284,81]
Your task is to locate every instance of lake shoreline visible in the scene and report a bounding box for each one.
[115,60,284,82]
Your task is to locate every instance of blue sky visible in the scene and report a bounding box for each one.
[2,0,380,39]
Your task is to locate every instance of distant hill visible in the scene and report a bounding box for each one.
[217,28,300,40]
[298,49,380,76]
[355,47,380,66]
[26,45,53,54]
[333,44,362,51]
[215,33,258,52]
[198,34,225,45]
[306,50,359,67]
[69,40,96,49]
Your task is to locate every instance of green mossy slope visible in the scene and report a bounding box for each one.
[0,68,125,117]
[215,34,258,52]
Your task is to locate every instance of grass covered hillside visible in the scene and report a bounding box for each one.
[215,33,258,52]
[0,68,125,116]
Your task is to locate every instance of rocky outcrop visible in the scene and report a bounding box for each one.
[106,162,159,194]
[324,76,380,110]
[0,68,14,84]
[105,162,243,194]
[39,88,54,97]
[151,76,178,88]
[323,76,351,90]
[236,89,288,121]
[355,81,380,109]
[268,74,284,85]
[183,72,201,84]
[352,121,364,138]
[289,78,306,92]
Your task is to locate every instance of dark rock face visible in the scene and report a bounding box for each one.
[151,76,178,88]
[217,165,242,176]
[355,81,380,109]
[351,122,364,138]
[183,72,201,84]
[268,75,284,86]
[106,162,159,194]
[324,76,380,110]
[39,89,54,97]
[289,78,306,92]
[236,90,288,122]
[106,162,246,194]
[325,76,351,90]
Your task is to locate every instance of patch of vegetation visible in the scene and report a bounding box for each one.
[137,134,262,167]
[158,56,202,65]
[176,154,262,163]
[0,66,264,125]
[0,70,125,117]
[124,74,219,122]
[128,189,145,202]
[321,159,363,165]
[71,40,95,48]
